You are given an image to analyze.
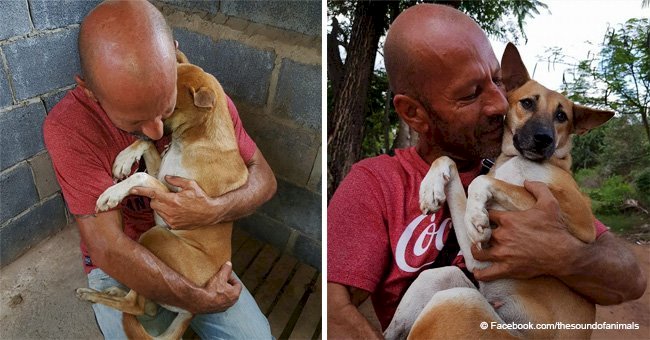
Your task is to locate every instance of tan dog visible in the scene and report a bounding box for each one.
[75,51,248,339]
[385,43,613,339]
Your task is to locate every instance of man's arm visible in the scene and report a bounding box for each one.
[131,149,277,229]
[472,181,646,305]
[328,282,383,339]
[77,210,241,313]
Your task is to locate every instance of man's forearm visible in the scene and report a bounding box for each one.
[556,232,646,305]
[210,149,277,223]
[89,229,208,312]
[328,283,383,339]
[329,303,384,339]
[77,211,213,314]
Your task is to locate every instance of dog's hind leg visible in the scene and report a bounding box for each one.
[385,266,475,340]
[76,288,157,316]
[408,287,521,340]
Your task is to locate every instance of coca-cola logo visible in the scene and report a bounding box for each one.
[396,214,452,272]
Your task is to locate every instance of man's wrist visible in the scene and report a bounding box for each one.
[550,235,588,278]
[207,196,227,224]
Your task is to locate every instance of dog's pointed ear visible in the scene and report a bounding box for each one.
[573,104,614,135]
[175,49,189,64]
[192,87,215,109]
[501,43,530,92]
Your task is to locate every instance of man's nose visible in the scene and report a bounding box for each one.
[482,83,508,117]
[140,117,164,140]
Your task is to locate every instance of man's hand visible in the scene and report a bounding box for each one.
[131,150,277,230]
[131,175,221,229]
[471,180,581,281]
[192,261,242,314]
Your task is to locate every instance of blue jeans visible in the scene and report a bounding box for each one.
[88,268,272,339]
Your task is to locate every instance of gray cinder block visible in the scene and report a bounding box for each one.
[221,0,321,36]
[30,0,101,30]
[273,59,321,130]
[0,101,47,171]
[0,0,31,40]
[0,163,39,223]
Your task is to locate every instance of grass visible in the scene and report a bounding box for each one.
[596,213,650,235]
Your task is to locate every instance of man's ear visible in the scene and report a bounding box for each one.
[74,74,98,102]
[573,104,614,135]
[393,94,430,135]
[501,42,530,92]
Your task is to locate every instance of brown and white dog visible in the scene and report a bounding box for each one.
[385,43,613,339]
[75,51,248,340]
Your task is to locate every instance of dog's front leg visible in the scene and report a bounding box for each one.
[419,156,480,271]
[465,176,536,248]
[113,140,162,179]
[96,172,169,212]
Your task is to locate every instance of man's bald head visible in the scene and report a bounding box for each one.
[77,0,178,141]
[78,0,175,94]
[384,4,491,97]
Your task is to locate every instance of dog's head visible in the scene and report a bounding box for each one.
[164,62,228,138]
[500,43,614,162]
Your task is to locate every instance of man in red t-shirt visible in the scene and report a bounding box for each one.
[327,4,646,338]
[43,1,275,338]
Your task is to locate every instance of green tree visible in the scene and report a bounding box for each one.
[327,0,547,198]
[562,18,650,143]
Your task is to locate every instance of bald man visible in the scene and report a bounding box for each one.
[43,1,274,338]
[327,4,645,339]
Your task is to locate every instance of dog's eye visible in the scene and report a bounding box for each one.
[519,98,534,110]
[555,110,568,123]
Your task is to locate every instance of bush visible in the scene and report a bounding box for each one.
[574,168,600,189]
[589,175,634,214]
[635,169,650,207]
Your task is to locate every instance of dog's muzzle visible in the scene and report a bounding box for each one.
[513,118,556,161]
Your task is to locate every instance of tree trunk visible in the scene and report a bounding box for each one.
[393,118,419,150]
[328,0,389,199]
[640,105,650,144]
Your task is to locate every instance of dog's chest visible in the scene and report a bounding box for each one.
[158,141,192,192]
[492,157,551,185]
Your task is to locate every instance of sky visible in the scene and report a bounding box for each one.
[489,0,649,90]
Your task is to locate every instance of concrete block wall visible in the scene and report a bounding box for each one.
[156,0,322,270]
[1,1,322,270]
[0,0,101,267]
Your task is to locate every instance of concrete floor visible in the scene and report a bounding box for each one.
[0,223,102,339]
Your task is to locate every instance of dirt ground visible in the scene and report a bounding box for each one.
[592,243,650,339]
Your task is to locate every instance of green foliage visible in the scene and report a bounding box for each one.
[597,118,650,176]
[458,0,548,43]
[635,168,650,206]
[362,70,399,157]
[574,168,600,189]
[596,212,649,234]
[561,18,650,141]
[564,18,650,232]
[587,175,635,214]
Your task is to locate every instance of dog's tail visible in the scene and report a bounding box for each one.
[123,312,194,340]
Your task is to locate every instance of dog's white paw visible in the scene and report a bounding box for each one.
[96,184,130,212]
[112,148,143,180]
[465,205,492,249]
[419,161,452,215]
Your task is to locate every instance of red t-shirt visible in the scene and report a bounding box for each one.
[327,147,608,330]
[43,86,257,273]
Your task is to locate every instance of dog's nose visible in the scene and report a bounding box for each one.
[533,133,553,149]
